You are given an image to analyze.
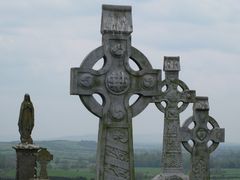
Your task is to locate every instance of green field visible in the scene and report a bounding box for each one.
[211,168,240,179]
[48,169,95,179]
[1,141,240,179]
[1,168,240,179]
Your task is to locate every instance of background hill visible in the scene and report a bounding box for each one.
[1,141,240,179]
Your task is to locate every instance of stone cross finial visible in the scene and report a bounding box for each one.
[70,5,161,180]
[181,97,225,180]
[36,148,53,179]
[154,57,195,179]
[101,5,133,34]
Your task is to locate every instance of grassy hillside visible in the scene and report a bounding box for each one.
[0,141,240,179]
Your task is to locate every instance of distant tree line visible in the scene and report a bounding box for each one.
[134,151,161,167]
[1,147,240,171]
[0,153,15,169]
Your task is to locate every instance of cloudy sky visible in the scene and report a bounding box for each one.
[0,0,239,144]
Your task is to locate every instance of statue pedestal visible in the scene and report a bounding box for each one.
[152,173,189,180]
[13,143,40,180]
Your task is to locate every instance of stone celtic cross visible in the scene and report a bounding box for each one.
[154,57,195,179]
[36,148,53,179]
[181,97,225,180]
[70,5,161,180]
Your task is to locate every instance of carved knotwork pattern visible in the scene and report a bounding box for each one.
[165,136,181,151]
[166,121,178,134]
[108,128,128,144]
[106,146,129,162]
[106,71,130,94]
[104,164,129,179]
[192,159,207,179]
[164,153,182,168]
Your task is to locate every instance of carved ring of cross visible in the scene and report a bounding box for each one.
[79,46,155,118]
[182,116,221,153]
[155,79,190,113]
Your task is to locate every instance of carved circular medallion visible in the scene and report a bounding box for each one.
[106,71,130,94]
[196,128,208,141]
[79,73,93,88]
[142,75,155,88]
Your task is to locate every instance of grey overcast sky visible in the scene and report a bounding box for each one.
[0,0,239,143]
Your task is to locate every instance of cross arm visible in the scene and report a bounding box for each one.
[208,127,225,153]
[207,116,225,144]
[210,127,225,143]
[129,69,161,96]
[70,68,105,95]
[179,90,196,103]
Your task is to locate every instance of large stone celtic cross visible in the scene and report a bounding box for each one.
[154,57,195,180]
[181,97,225,180]
[70,5,161,180]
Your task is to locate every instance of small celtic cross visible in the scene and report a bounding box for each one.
[154,57,195,179]
[181,97,225,180]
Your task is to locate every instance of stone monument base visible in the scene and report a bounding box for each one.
[152,173,189,180]
[13,143,40,180]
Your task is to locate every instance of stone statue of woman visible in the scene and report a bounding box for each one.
[18,94,34,144]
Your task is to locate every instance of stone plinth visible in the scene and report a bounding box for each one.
[13,143,40,180]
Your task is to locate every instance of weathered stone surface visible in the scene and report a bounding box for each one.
[18,94,35,144]
[13,144,40,180]
[181,97,225,180]
[153,57,195,179]
[70,4,161,180]
[36,148,53,179]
